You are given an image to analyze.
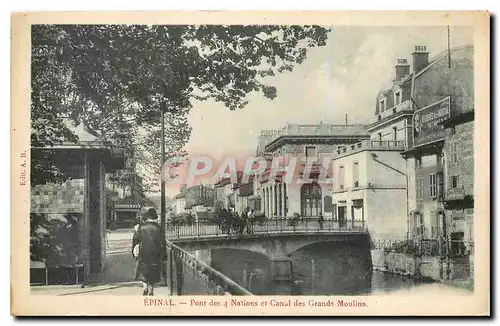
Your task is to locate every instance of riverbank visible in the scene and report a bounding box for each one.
[371,249,474,292]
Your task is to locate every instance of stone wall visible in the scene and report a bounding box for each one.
[445,121,474,196]
[372,250,471,282]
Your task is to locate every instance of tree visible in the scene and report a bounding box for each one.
[31,24,331,186]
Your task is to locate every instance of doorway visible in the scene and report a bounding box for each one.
[338,206,347,228]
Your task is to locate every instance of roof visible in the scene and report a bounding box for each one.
[441,110,474,128]
[115,194,156,207]
[214,171,244,187]
[173,192,186,199]
[234,182,254,197]
[32,118,126,171]
[375,44,473,99]
[185,198,214,209]
[414,44,473,79]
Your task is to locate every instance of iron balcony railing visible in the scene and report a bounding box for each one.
[372,237,475,258]
[334,139,405,157]
[165,219,367,239]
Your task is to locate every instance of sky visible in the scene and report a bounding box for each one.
[159,25,474,196]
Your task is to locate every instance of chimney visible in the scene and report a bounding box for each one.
[394,58,410,82]
[412,45,429,74]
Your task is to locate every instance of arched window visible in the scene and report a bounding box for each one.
[300,182,322,217]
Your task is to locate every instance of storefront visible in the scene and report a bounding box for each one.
[113,202,141,229]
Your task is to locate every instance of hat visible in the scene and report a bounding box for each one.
[144,208,158,220]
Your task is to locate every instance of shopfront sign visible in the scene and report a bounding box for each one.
[115,204,141,210]
[446,187,465,201]
[412,97,451,147]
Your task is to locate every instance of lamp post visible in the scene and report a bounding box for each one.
[161,107,166,234]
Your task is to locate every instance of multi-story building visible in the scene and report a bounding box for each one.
[402,44,474,245]
[256,123,369,219]
[173,183,215,220]
[331,58,413,242]
[442,108,474,254]
[173,184,187,215]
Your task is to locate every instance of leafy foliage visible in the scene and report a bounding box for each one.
[31,24,330,188]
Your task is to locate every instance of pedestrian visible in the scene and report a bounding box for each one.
[240,208,248,235]
[318,213,324,230]
[132,208,165,296]
[233,211,241,234]
[247,208,254,234]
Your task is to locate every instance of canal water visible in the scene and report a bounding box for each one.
[192,242,437,296]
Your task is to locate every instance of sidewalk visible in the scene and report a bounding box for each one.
[31,282,171,296]
[31,229,171,296]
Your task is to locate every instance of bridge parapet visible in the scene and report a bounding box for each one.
[166,219,366,240]
[165,240,253,296]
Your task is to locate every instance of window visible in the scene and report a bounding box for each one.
[431,211,441,238]
[438,172,444,199]
[379,98,386,112]
[353,162,359,188]
[300,182,322,217]
[305,146,317,158]
[430,173,437,198]
[416,177,424,200]
[393,127,397,141]
[413,213,424,237]
[338,165,345,190]
[394,90,402,105]
[378,133,382,140]
[255,198,261,211]
[450,142,458,163]
[324,196,333,212]
[452,176,459,188]
[438,153,445,166]
[415,155,422,168]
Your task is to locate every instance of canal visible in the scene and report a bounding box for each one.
[192,242,438,296]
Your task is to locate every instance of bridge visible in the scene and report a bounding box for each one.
[167,219,369,258]
[106,219,371,296]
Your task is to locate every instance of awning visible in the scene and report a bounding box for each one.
[401,141,444,158]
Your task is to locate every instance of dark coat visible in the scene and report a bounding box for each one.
[132,220,165,283]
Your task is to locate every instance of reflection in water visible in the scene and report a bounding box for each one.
[289,242,373,295]
[194,243,433,295]
[210,249,272,295]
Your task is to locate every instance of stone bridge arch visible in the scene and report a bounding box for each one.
[172,232,371,260]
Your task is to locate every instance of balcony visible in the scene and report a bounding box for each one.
[373,100,411,123]
[261,123,368,141]
[333,140,405,158]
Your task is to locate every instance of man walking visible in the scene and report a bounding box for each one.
[318,213,324,230]
[247,208,254,234]
[132,208,165,296]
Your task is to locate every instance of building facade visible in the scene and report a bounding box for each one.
[331,57,416,241]
[173,184,215,220]
[332,141,407,241]
[443,112,474,255]
[256,123,369,220]
[403,44,474,246]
